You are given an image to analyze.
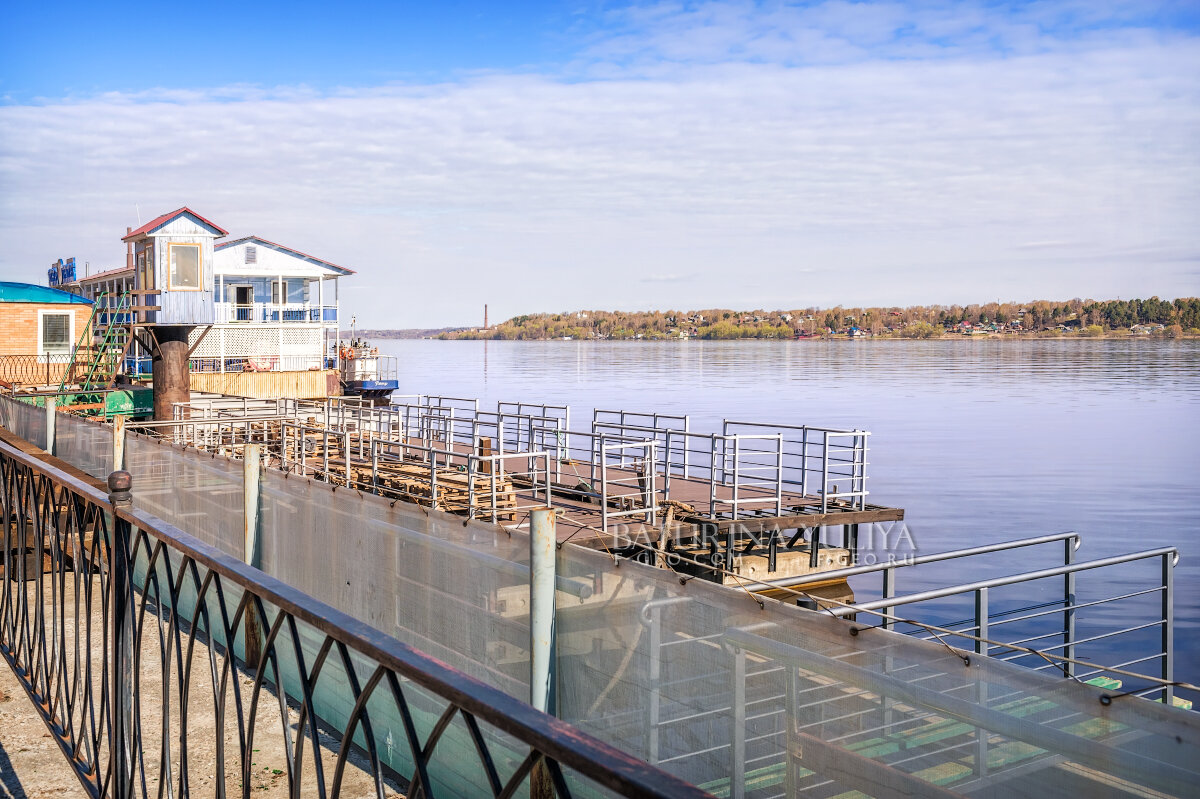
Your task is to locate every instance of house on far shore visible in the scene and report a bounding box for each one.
[0,281,92,386]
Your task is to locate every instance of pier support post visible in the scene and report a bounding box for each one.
[244,444,263,668]
[45,396,56,455]
[529,507,557,799]
[107,470,134,799]
[150,325,193,421]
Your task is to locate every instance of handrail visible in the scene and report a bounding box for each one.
[770,531,1082,589]
[832,547,1179,614]
[0,434,710,799]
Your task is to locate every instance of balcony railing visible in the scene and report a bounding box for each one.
[216,301,338,324]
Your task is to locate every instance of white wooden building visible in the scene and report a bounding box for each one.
[54,209,351,373]
[193,236,351,371]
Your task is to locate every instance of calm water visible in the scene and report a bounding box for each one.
[380,338,1200,689]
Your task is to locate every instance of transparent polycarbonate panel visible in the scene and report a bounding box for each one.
[53,410,114,479]
[123,432,246,554]
[0,395,47,449]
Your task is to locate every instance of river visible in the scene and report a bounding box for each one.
[377,337,1200,692]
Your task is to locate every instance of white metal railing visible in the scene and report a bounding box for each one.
[709,433,784,517]
[214,301,338,324]
[599,437,658,532]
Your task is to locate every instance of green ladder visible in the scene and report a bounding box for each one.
[59,290,135,392]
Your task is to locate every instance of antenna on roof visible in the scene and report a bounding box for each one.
[135,204,142,224]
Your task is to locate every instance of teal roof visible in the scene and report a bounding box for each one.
[0,282,93,305]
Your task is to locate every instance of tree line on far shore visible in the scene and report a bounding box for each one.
[435,297,1200,341]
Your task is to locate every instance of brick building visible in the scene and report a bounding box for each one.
[0,281,93,386]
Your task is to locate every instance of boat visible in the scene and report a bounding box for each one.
[337,339,398,402]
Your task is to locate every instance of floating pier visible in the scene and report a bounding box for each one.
[128,393,903,591]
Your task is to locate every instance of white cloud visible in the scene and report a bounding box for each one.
[1,2,1197,326]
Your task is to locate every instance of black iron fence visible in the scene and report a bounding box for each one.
[0,353,87,386]
[0,436,709,798]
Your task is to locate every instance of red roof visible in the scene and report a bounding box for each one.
[122,207,228,241]
[215,235,355,275]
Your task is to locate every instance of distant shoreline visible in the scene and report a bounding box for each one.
[357,332,1196,342]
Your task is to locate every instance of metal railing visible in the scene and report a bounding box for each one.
[0,435,706,798]
[367,439,554,524]
[214,301,339,324]
[599,438,658,531]
[0,353,86,386]
[723,421,870,511]
[829,547,1178,701]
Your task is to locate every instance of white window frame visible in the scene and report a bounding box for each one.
[168,242,203,291]
[37,308,75,361]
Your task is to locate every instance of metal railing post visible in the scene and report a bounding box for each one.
[112,415,126,470]
[775,434,783,516]
[600,439,609,533]
[821,436,830,513]
[530,507,557,716]
[1162,552,1174,704]
[800,426,808,497]
[882,567,896,631]
[243,444,264,667]
[107,470,134,799]
[731,647,746,799]
[45,396,56,455]
[975,587,989,656]
[1064,536,1076,678]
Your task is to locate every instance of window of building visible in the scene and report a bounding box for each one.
[245,245,257,264]
[168,243,201,290]
[38,309,74,358]
[271,280,282,305]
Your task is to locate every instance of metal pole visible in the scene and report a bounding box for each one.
[1064,536,1076,679]
[882,566,896,631]
[1162,552,1174,705]
[107,470,134,799]
[731,647,746,799]
[45,395,56,455]
[244,444,263,667]
[530,507,557,715]
[975,587,990,779]
[113,414,126,470]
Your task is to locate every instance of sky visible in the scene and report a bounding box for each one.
[1,1,1198,328]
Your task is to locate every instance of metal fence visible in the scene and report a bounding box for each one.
[0,353,86,386]
[0,435,707,798]
[4,394,1199,798]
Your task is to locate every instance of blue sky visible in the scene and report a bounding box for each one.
[1,1,1198,326]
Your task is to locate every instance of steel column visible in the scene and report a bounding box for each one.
[530,507,557,716]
